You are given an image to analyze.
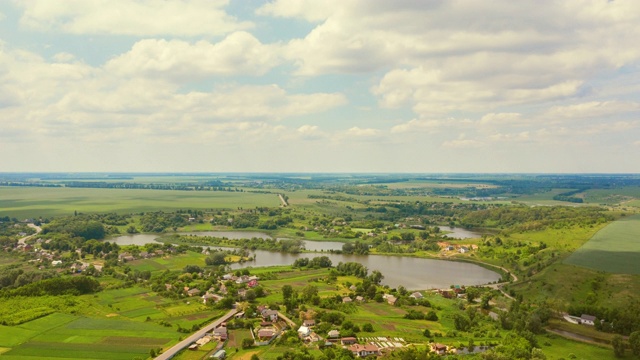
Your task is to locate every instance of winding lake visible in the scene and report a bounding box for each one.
[108,232,499,290]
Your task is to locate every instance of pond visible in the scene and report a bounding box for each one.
[441,227,482,239]
[107,233,500,290]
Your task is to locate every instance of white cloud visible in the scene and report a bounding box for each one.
[256,0,336,22]
[15,0,252,36]
[106,33,281,80]
[580,121,638,135]
[442,134,483,149]
[295,125,327,140]
[390,119,445,133]
[52,52,76,63]
[260,0,640,119]
[489,131,531,142]
[543,101,640,119]
[479,113,524,126]
[0,45,347,145]
[345,127,380,137]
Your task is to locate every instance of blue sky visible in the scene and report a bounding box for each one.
[1,0,639,172]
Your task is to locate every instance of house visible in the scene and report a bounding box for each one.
[409,292,423,299]
[238,289,247,299]
[261,309,278,322]
[298,326,311,337]
[355,296,364,302]
[196,336,211,346]
[327,330,340,338]
[459,246,469,254]
[343,296,352,303]
[580,314,596,326]
[349,285,357,291]
[348,344,381,357]
[341,337,358,345]
[51,260,62,266]
[202,293,222,304]
[431,343,448,355]
[383,294,397,306]
[258,329,275,339]
[139,251,150,258]
[187,288,201,297]
[303,319,316,327]
[213,326,228,340]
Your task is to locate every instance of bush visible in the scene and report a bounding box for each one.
[242,338,254,349]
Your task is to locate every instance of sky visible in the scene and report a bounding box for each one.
[1,0,639,173]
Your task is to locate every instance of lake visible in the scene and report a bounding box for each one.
[108,232,499,289]
[441,227,482,239]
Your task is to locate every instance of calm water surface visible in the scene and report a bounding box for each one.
[108,231,499,289]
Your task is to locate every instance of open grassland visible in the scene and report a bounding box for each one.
[514,189,582,206]
[564,214,640,274]
[508,224,607,253]
[379,180,498,189]
[0,186,280,218]
[128,251,208,273]
[508,263,640,309]
[583,187,640,205]
[536,332,620,360]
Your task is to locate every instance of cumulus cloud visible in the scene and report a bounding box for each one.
[52,52,76,63]
[479,113,523,125]
[442,134,483,149]
[345,126,380,137]
[15,0,252,36]
[106,33,281,80]
[256,0,336,22]
[543,101,640,119]
[259,0,640,119]
[390,119,446,133]
[0,45,347,145]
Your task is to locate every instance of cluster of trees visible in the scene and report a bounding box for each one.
[569,303,640,336]
[1,276,100,297]
[0,268,58,290]
[43,218,106,240]
[292,256,333,269]
[139,212,187,232]
[552,189,586,203]
[341,241,369,255]
[172,235,304,254]
[460,205,611,231]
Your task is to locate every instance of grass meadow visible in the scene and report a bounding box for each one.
[0,186,280,218]
[564,214,640,274]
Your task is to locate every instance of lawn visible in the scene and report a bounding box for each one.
[564,214,640,274]
[0,186,280,218]
[537,332,621,360]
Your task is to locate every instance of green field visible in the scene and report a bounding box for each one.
[564,214,640,274]
[0,187,280,218]
[0,313,176,360]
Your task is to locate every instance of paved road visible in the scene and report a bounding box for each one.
[155,308,238,360]
[276,311,296,328]
[278,194,288,207]
[18,223,42,245]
